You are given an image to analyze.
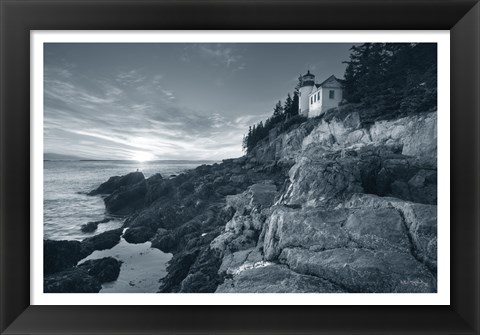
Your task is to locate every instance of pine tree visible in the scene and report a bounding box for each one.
[292,91,299,116]
[273,100,283,119]
[284,93,293,118]
[243,77,307,153]
[342,42,436,119]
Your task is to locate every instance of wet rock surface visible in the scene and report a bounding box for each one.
[80,218,112,233]
[80,228,124,256]
[104,180,147,215]
[78,257,122,283]
[44,229,125,291]
[88,171,145,196]
[123,226,155,244]
[44,268,102,293]
[44,239,83,275]
[44,257,122,293]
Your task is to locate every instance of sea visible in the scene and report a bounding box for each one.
[44,159,214,292]
[44,160,212,241]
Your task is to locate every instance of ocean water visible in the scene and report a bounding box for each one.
[44,160,210,241]
[78,228,173,293]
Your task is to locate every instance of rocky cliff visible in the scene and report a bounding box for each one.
[215,108,437,293]
[44,106,437,293]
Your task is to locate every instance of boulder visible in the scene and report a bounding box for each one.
[280,247,436,293]
[389,200,437,271]
[44,239,83,275]
[399,113,437,159]
[78,257,122,283]
[210,229,258,255]
[195,183,215,199]
[88,171,145,196]
[80,218,112,233]
[179,272,217,293]
[80,228,123,257]
[144,174,173,205]
[374,157,437,204]
[343,193,437,271]
[179,248,223,293]
[229,174,249,186]
[44,268,101,293]
[218,247,264,275]
[225,214,261,234]
[123,226,155,244]
[126,206,162,230]
[216,263,345,293]
[343,207,411,253]
[151,232,178,253]
[263,207,351,260]
[210,231,237,254]
[104,180,147,215]
[369,111,437,160]
[210,183,277,263]
[158,250,200,293]
[280,153,363,208]
[226,182,277,215]
[80,222,99,233]
[280,142,436,208]
[216,185,239,196]
[302,112,367,151]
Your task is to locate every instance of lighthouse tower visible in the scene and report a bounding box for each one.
[298,70,315,117]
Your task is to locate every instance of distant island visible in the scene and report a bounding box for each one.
[44,153,87,161]
[44,152,218,165]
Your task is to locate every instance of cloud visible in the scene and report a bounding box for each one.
[183,44,246,71]
[44,64,248,160]
[115,69,147,86]
[234,113,270,126]
[161,89,175,100]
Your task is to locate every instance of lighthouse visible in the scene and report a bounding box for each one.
[298,70,315,116]
[298,70,344,118]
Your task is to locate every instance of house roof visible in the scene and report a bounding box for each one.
[317,75,342,87]
[308,75,344,96]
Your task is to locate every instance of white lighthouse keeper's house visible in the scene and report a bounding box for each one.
[298,70,344,118]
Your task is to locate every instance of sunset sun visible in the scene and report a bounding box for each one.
[132,152,155,162]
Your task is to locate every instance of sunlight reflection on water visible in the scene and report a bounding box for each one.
[78,230,172,293]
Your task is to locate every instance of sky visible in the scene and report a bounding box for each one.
[44,43,353,161]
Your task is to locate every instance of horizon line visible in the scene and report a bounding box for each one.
[44,159,223,162]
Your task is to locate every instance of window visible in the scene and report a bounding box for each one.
[311,97,313,104]
[314,94,316,102]
[329,90,335,99]
[318,92,320,100]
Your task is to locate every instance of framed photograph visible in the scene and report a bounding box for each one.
[1,0,479,334]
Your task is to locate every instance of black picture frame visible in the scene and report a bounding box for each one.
[1,0,479,334]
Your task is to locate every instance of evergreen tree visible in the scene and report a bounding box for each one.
[273,100,283,119]
[284,93,293,118]
[292,91,299,116]
[342,42,437,119]
[243,77,306,153]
